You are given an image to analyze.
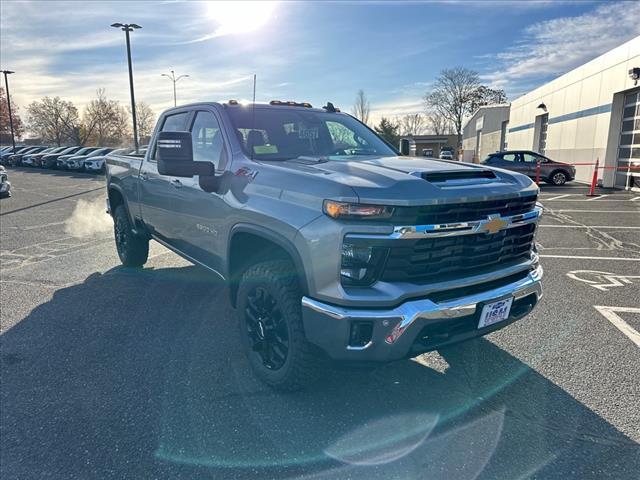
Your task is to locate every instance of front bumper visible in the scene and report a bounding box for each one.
[302,264,543,362]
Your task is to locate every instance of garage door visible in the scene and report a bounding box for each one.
[616,89,640,189]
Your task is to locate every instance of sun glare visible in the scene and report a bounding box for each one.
[206,1,278,37]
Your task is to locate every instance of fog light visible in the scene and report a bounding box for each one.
[341,243,388,286]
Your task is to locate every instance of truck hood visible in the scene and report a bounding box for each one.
[266,155,537,206]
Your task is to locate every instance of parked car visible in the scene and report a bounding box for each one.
[106,100,543,390]
[0,165,11,198]
[65,147,113,171]
[85,148,128,173]
[30,146,69,167]
[21,146,61,167]
[439,150,454,160]
[41,146,82,169]
[57,147,101,169]
[0,145,29,163]
[421,148,434,157]
[482,150,576,185]
[7,146,49,166]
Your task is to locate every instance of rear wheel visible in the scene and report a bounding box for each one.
[237,260,319,390]
[547,170,568,185]
[113,205,149,267]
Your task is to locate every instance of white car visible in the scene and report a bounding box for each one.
[0,166,11,198]
[439,150,454,160]
[84,148,128,173]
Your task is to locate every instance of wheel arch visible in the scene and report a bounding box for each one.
[227,224,309,308]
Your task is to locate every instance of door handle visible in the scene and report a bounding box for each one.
[140,171,149,181]
[170,179,183,188]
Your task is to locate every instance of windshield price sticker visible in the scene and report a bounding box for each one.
[478,297,513,329]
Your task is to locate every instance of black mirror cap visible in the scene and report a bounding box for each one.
[157,131,193,162]
[157,131,195,177]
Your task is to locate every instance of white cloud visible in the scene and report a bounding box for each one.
[484,2,640,94]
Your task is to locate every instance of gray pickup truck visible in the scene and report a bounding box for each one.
[106,100,543,389]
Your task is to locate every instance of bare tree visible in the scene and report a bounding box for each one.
[426,111,453,135]
[425,67,481,153]
[133,102,156,145]
[351,89,370,125]
[27,96,79,146]
[399,113,426,136]
[83,88,123,146]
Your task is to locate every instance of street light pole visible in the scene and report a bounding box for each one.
[1,70,16,150]
[161,70,189,107]
[111,23,141,152]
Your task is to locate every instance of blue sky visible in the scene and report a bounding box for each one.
[1,0,639,125]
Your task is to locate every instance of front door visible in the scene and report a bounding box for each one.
[138,110,192,240]
[168,109,230,274]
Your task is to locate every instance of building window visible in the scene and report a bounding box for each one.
[538,114,548,154]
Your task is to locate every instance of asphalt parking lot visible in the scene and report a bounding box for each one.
[1,168,639,480]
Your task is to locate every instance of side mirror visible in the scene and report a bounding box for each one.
[157,131,215,177]
[399,139,410,156]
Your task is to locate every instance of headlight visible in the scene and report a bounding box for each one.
[323,200,393,220]
[340,243,388,286]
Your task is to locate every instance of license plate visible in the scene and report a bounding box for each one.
[478,297,513,329]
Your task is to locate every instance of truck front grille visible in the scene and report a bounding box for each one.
[381,223,536,283]
[391,195,537,225]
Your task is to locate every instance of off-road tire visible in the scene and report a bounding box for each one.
[113,205,149,268]
[237,260,319,391]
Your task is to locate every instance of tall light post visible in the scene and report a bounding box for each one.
[1,70,16,150]
[111,22,141,152]
[161,70,189,107]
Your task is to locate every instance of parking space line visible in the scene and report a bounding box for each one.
[540,254,640,261]
[550,210,639,213]
[541,199,638,202]
[585,194,608,201]
[594,306,640,348]
[632,197,640,202]
[544,194,572,201]
[539,225,640,229]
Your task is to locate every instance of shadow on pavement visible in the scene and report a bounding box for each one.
[1,266,638,479]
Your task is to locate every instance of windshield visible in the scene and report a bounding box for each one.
[226,106,396,161]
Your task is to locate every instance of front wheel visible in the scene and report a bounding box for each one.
[236,260,319,391]
[113,205,149,267]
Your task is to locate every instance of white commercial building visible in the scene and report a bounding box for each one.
[462,105,510,163]
[507,36,640,189]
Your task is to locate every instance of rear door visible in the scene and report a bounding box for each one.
[138,110,192,240]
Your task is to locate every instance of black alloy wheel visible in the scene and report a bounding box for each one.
[245,286,290,370]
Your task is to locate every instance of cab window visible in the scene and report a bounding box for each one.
[150,112,190,161]
[191,111,226,170]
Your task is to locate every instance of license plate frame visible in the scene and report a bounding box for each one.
[478,297,514,329]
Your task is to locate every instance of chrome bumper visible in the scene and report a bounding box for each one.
[301,264,543,361]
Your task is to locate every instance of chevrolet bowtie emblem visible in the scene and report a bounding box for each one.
[479,215,508,234]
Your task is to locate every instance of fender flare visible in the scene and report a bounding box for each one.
[227,223,309,296]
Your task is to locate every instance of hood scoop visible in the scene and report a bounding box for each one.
[416,169,497,186]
